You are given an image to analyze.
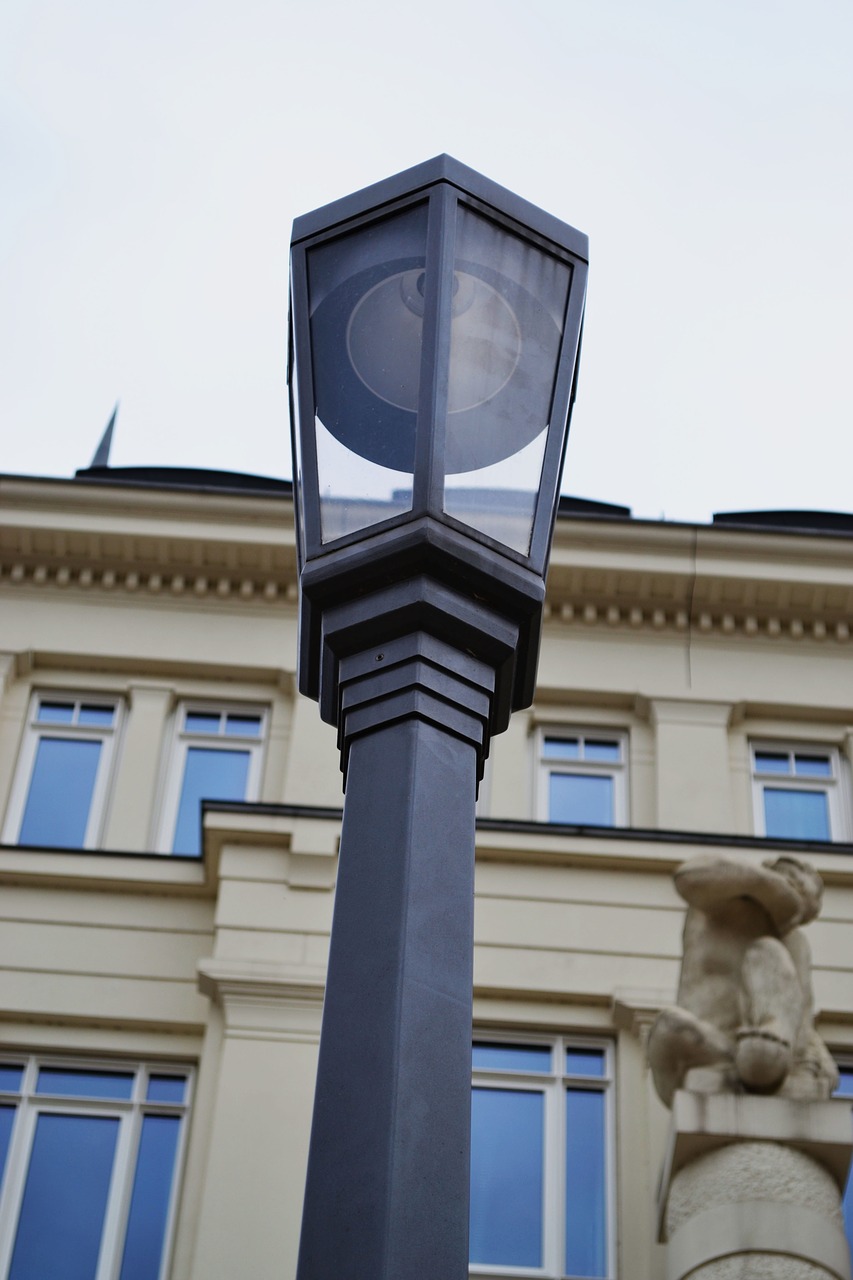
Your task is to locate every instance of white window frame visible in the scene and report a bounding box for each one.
[1,693,124,850]
[155,702,267,854]
[470,1034,616,1280]
[0,1055,193,1280]
[535,729,628,827]
[751,742,850,841]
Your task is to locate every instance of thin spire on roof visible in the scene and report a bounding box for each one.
[90,403,119,468]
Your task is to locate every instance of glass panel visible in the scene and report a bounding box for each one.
[795,754,832,777]
[543,736,580,759]
[838,1075,853,1253]
[78,705,115,727]
[0,1106,17,1189]
[566,1048,606,1077]
[473,1044,552,1073]
[764,788,830,840]
[549,773,614,826]
[443,207,571,556]
[0,1067,23,1092]
[184,712,221,735]
[469,1088,543,1267]
[36,702,75,724]
[224,714,262,738]
[146,1076,187,1104]
[308,203,429,544]
[37,1068,133,1099]
[172,747,251,855]
[9,1113,119,1280]
[836,1068,853,1099]
[585,739,621,762]
[118,1115,181,1280]
[754,751,790,774]
[565,1088,607,1277]
[18,738,101,848]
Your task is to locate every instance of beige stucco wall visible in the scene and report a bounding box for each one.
[1,476,852,1279]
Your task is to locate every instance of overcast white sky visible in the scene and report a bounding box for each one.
[2,0,851,522]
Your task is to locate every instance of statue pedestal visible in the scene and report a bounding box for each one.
[658,1091,853,1280]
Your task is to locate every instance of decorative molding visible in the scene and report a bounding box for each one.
[3,480,852,635]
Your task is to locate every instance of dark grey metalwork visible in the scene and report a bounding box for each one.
[289,157,587,1280]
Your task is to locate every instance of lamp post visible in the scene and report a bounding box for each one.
[288,155,588,1280]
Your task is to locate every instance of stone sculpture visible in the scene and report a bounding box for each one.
[648,854,838,1107]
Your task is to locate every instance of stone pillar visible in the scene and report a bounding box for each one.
[658,1091,853,1280]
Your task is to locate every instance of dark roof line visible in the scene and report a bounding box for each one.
[713,509,853,534]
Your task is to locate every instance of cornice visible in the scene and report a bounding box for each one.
[0,479,299,603]
[545,521,853,643]
[2,481,851,636]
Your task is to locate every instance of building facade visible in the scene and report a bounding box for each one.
[0,466,852,1279]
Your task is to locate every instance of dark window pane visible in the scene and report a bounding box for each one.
[549,773,614,826]
[37,1068,133,1099]
[78,705,115,727]
[473,1044,551,1073]
[0,1066,23,1092]
[146,1076,187,1104]
[835,1069,853,1099]
[469,1088,543,1267]
[172,747,250,855]
[224,715,262,738]
[19,738,101,848]
[119,1115,181,1280]
[764,788,830,841]
[184,712,221,734]
[0,1105,17,1189]
[565,1088,607,1277]
[566,1048,606,1077]
[754,752,790,774]
[36,702,74,724]
[9,1113,119,1280]
[795,754,832,778]
[543,737,580,759]
[584,740,620,762]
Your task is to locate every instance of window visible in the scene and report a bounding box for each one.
[0,1057,191,1280]
[835,1066,853,1247]
[157,705,266,856]
[751,744,848,841]
[470,1037,614,1279]
[2,695,122,850]
[537,731,627,826]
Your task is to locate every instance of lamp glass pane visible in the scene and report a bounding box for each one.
[443,207,571,555]
[307,203,429,544]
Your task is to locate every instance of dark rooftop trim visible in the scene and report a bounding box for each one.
[73,465,293,496]
[557,494,631,519]
[713,509,853,535]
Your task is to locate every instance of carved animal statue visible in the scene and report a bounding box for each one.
[647,854,838,1107]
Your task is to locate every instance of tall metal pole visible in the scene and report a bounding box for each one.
[296,610,520,1280]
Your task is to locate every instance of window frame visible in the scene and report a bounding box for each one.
[155,702,268,855]
[535,729,628,827]
[0,1055,193,1280]
[1,693,124,850]
[750,741,850,842]
[470,1033,616,1280]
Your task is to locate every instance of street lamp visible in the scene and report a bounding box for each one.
[289,155,587,1280]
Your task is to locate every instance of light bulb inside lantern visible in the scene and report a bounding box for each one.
[346,269,521,415]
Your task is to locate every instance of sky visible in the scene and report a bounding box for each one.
[2,0,852,523]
